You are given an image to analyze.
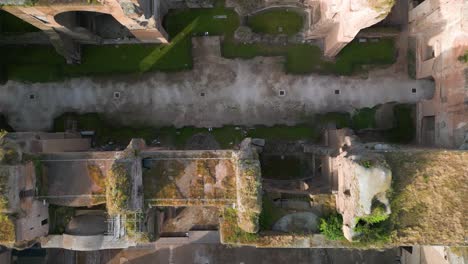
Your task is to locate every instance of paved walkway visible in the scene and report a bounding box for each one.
[0,37,434,131]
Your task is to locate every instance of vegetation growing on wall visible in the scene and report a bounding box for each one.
[106,162,132,215]
[0,168,14,244]
[0,213,15,244]
[0,131,20,165]
[368,0,395,16]
[353,200,391,244]
[319,214,345,241]
[236,158,262,233]
[221,208,259,244]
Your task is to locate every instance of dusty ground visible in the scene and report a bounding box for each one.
[161,207,220,233]
[384,150,468,245]
[0,37,434,131]
[142,151,237,205]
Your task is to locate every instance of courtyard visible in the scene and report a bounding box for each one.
[0,35,433,132]
[1,4,396,82]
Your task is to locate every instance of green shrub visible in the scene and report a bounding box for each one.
[360,204,388,224]
[319,214,345,240]
[106,162,132,215]
[354,219,391,244]
[354,200,391,244]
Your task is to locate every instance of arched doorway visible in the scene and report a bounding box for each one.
[54,11,134,39]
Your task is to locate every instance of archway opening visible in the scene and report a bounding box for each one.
[54,11,134,39]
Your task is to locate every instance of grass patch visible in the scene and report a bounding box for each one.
[384,151,467,245]
[259,194,286,230]
[0,6,395,82]
[222,38,395,75]
[0,42,192,82]
[164,8,239,37]
[247,9,303,36]
[53,113,159,147]
[316,112,351,129]
[331,38,396,75]
[247,124,319,141]
[0,10,40,35]
[53,113,320,148]
[221,208,259,244]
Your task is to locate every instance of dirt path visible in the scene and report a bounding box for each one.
[0,37,434,131]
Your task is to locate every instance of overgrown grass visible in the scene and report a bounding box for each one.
[220,208,259,244]
[106,162,132,215]
[384,151,467,245]
[52,113,320,148]
[0,214,15,244]
[247,9,303,36]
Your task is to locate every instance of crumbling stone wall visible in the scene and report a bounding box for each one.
[334,153,392,241]
[1,0,168,61]
[410,0,468,148]
[235,138,262,233]
[306,0,394,57]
